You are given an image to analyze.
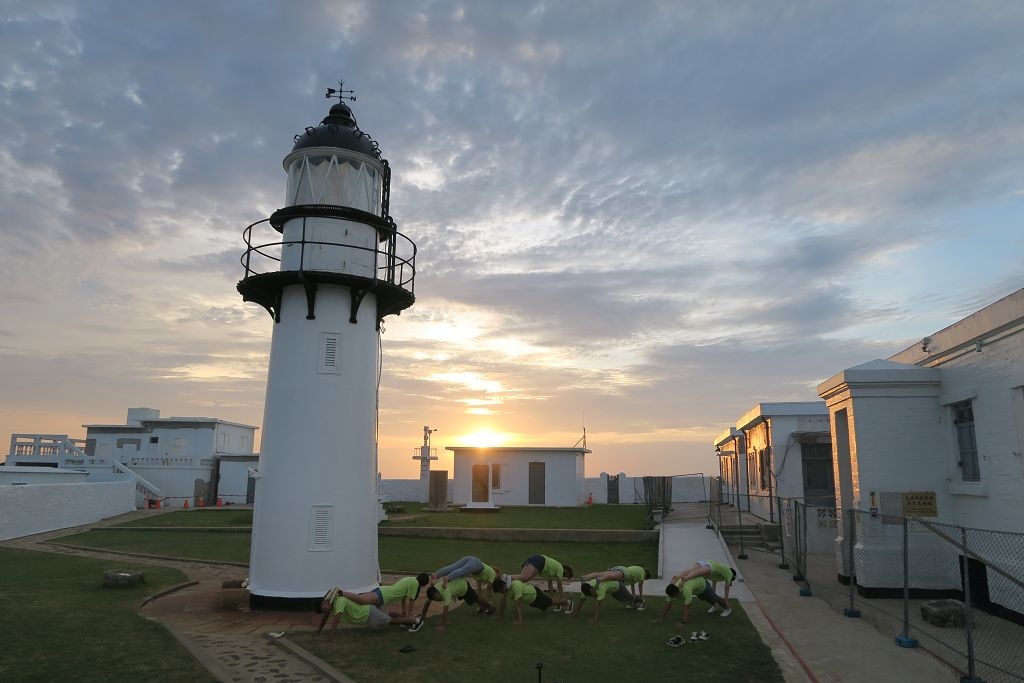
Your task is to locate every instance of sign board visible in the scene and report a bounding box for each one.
[902,491,937,517]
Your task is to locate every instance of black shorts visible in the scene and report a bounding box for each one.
[523,555,545,572]
[459,584,479,606]
[697,579,720,605]
[530,589,553,611]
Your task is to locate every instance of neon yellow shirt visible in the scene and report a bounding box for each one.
[510,579,538,605]
[539,555,564,579]
[623,566,646,584]
[707,560,732,583]
[379,576,420,603]
[438,577,470,607]
[474,563,496,583]
[331,596,369,624]
[665,577,706,605]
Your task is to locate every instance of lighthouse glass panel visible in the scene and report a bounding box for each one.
[286,153,382,214]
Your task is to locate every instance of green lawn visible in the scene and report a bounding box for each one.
[291,598,781,683]
[0,548,216,683]
[382,502,650,529]
[51,531,659,575]
[115,509,253,527]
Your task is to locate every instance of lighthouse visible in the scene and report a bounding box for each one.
[238,85,416,600]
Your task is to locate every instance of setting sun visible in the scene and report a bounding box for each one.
[454,429,512,448]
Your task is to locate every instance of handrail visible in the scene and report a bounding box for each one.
[239,218,417,296]
[111,460,163,498]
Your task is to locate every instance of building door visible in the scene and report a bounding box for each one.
[801,443,835,507]
[471,464,490,503]
[529,461,546,505]
[607,475,620,504]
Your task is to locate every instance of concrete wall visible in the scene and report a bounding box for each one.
[0,480,135,541]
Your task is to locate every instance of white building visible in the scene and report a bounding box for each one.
[817,288,1024,614]
[5,407,258,508]
[714,402,834,521]
[448,446,590,508]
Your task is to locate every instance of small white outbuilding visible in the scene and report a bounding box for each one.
[447,446,590,507]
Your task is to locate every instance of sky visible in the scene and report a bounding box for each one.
[1,1,1023,479]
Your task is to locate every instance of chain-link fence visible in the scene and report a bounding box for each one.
[779,503,1024,682]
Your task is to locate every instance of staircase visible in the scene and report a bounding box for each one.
[719,522,782,553]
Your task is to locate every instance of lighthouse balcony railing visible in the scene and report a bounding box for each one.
[240,216,416,297]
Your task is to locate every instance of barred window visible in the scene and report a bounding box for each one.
[952,400,980,482]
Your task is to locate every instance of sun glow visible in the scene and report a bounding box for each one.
[455,429,511,448]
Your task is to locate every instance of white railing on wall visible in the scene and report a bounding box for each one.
[110,461,163,504]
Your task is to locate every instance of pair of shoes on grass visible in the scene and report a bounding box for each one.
[689,631,711,641]
[407,617,424,633]
[707,605,732,617]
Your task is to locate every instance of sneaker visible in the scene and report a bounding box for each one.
[667,635,685,647]
[635,600,647,612]
[408,617,424,633]
[624,602,635,609]
[565,599,574,615]
[689,631,700,641]
[720,608,732,617]
[553,605,562,612]
[698,631,711,640]
[485,607,496,616]
[707,605,719,614]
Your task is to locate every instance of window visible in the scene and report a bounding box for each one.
[491,463,501,490]
[952,400,980,482]
[150,436,159,444]
[759,448,771,490]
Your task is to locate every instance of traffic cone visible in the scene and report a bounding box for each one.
[155,499,162,509]
[198,497,205,508]
[183,499,190,509]
[217,497,223,508]
[587,492,593,505]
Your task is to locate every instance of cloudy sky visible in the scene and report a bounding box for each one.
[2,1,1022,478]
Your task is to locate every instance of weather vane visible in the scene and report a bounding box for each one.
[325,80,356,102]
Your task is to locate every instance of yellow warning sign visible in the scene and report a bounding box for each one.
[902,491,937,517]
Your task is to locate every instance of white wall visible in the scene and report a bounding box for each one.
[0,480,135,541]
[218,458,256,504]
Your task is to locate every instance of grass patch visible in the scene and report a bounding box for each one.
[379,538,658,575]
[54,529,252,564]
[290,598,781,683]
[381,502,650,529]
[51,532,658,576]
[0,547,216,683]
[115,509,253,527]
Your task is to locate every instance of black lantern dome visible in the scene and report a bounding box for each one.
[290,101,381,158]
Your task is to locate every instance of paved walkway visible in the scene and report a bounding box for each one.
[7,506,967,682]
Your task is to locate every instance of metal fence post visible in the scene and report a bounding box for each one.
[895,516,918,647]
[737,500,748,560]
[797,501,812,595]
[961,526,983,683]
[777,496,789,569]
[844,510,861,617]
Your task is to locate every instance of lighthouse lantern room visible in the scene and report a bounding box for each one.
[238,85,416,601]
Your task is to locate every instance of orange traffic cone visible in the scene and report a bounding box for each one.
[155,499,162,509]
[587,492,593,505]
[183,499,190,509]
[198,497,205,508]
[216,497,223,508]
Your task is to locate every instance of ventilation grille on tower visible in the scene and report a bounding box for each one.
[319,333,341,374]
[308,505,334,551]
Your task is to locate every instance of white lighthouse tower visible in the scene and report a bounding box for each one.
[238,85,416,601]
